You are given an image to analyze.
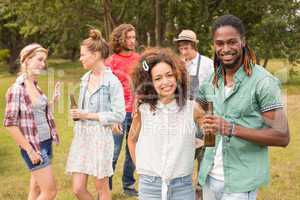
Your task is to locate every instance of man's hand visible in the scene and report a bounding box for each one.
[202,115,231,136]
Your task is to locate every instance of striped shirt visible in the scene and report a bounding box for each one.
[3,74,59,151]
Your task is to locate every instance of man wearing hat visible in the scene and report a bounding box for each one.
[174,30,213,200]
[174,30,213,99]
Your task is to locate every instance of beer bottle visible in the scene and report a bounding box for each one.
[70,94,79,121]
[204,101,215,147]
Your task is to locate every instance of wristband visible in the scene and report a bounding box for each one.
[228,123,236,137]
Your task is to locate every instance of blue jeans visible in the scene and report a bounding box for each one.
[20,139,52,171]
[109,112,135,190]
[203,176,257,200]
[139,174,195,200]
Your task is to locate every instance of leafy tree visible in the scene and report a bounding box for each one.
[1,0,299,73]
[0,2,20,72]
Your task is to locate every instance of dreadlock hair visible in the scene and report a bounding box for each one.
[212,14,257,87]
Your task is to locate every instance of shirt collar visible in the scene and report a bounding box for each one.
[234,65,248,83]
[16,73,38,85]
[156,99,178,112]
[80,70,92,82]
[80,67,111,81]
[80,68,112,91]
[216,64,248,84]
[118,51,134,58]
[190,52,199,65]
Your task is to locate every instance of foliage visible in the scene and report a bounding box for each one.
[15,0,103,60]
[0,1,26,73]
[0,49,10,62]
[0,0,299,72]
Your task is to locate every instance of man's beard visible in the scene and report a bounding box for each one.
[220,54,242,70]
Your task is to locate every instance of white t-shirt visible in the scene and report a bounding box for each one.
[187,53,214,87]
[136,100,196,181]
[209,86,233,181]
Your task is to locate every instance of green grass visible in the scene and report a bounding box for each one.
[0,60,137,200]
[0,59,299,200]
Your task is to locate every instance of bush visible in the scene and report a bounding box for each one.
[0,49,10,62]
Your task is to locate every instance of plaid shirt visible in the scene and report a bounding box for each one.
[3,74,59,150]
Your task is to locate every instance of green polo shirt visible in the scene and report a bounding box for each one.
[197,64,283,193]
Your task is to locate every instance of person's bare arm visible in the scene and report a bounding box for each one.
[202,108,290,147]
[70,109,100,120]
[127,110,141,165]
[48,81,61,112]
[234,109,289,146]
[5,126,42,164]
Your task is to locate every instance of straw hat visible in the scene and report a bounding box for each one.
[173,30,199,43]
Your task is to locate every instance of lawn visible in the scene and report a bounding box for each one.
[0,59,299,200]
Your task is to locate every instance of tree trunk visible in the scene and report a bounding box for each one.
[8,49,19,74]
[147,32,151,47]
[263,51,269,68]
[70,48,77,62]
[102,0,115,40]
[155,0,161,46]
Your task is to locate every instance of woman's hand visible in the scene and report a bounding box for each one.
[195,138,204,149]
[70,109,86,120]
[27,148,43,165]
[112,123,123,134]
[51,81,61,104]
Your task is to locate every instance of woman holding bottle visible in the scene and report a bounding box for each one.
[66,29,125,200]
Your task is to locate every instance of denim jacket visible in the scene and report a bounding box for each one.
[77,68,126,126]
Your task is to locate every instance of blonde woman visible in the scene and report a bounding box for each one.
[66,29,125,200]
[4,43,60,200]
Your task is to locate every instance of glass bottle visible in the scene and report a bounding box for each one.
[204,101,215,147]
[70,94,79,121]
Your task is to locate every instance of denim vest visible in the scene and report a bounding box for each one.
[77,68,126,126]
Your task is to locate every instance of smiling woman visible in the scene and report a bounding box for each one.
[3,43,61,200]
[128,47,205,200]
[20,44,48,74]
[151,62,177,101]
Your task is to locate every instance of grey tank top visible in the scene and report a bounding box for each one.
[32,95,51,141]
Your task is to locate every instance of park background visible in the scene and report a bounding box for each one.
[0,0,299,199]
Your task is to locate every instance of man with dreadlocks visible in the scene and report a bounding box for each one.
[196,14,290,200]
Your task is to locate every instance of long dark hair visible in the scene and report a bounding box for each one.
[109,24,135,54]
[212,14,258,87]
[131,47,188,110]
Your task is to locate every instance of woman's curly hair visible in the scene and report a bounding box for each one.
[110,24,135,54]
[131,47,188,110]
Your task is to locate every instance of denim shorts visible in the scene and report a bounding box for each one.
[139,174,195,200]
[20,139,52,171]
